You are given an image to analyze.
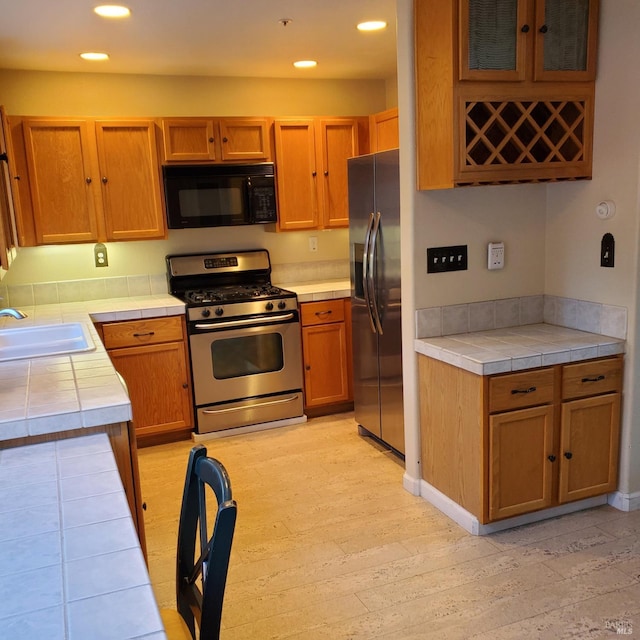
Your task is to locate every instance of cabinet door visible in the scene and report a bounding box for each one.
[559,392,620,503]
[22,119,100,244]
[109,341,193,437]
[302,321,350,407]
[0,107,17,271]
[161,118,217,162]
[95,121,166,241]
[459,0,530,81]
[533,0,599,81]
[489,404,554,521]
[369,108,399,153]
[318,119,358,228]
[274,120,319,230]
[218,118,271,162]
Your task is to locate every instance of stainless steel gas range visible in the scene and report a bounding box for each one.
[166,250,304,434]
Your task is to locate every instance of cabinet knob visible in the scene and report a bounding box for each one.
[86,177,92,184]
[312,171,317,177]
[521,24,530,33]
[13,175,20,181]
[102,176,108,184]
[222,137,228,143]
[305,365,311,371]
[547,455,556,462]
[142,502,147,511]
[324,170,329,176]
[539,24,548,34]
[209,137,214,143]
[182,383,188,389]
[0,152,7,163]
[564,451,573,460]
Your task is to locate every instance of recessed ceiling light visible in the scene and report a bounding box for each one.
[357,20,387,32]
[80,52,110,61]
[293,60,317,69]
[94,5,131,18]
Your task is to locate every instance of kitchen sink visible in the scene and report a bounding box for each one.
[0,322,96,362]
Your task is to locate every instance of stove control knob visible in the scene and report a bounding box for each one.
[265,302,274,311]
[215,307,224,317]
[201,308,211,318]
[278,301,287,310]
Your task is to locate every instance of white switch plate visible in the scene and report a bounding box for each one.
[309,236,318,252]
[488,241,504,270]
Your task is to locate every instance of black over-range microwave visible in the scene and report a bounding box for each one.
[162,163,278,228]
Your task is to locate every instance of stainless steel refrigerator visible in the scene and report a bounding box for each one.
[348,148,404,455]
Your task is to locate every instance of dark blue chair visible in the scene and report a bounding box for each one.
[161,446,237,639]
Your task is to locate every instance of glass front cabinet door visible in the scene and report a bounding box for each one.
[459,0,598,82]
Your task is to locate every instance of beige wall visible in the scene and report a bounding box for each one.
[0,69,389,285]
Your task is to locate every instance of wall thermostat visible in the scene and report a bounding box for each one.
[488,241,505,270]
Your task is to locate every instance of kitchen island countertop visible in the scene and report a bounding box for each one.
[415,323,625,376]
[0,433,166,639]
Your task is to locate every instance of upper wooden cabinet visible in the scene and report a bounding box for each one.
[415,0,599,189]
[460,0,598,82]
[274,117,365,231]
[161,117,272,163]
[0,107,18,272]
[12,117,166,245]
[369,107,399,152]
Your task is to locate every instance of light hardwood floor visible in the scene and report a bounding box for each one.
[138,412,640,639]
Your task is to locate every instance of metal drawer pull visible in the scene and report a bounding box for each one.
[581,375,605,383]
[315,310,333,316]
[203,394,299,415]
[195,312,294,330]
[133,331,155,337]
[511,386,537,395]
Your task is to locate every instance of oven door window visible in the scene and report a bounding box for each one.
[211,332,284,379]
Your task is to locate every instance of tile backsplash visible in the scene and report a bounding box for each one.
[0,274,169,307]
[416,295,627,340]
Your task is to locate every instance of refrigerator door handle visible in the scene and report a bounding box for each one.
[362,212,377,333]
[368,211,384,335]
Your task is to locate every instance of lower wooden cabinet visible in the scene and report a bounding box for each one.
[419,354,622,524]
[300,298,353,411]
[98,315,193,442]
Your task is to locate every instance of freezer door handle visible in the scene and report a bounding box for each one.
[362,212,377,333]
[368,211,383,335]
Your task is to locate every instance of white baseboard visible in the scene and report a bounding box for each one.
[608,490,640,512]
[402,472,421,496]
[419,479,609,535]
[192,415,307,442]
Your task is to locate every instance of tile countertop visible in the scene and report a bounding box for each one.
[415,323,625,376]
[277,279,351,303]
[0,433,166,640]
[0,294,184,442]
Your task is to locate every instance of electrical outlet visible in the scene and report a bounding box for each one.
[427,245,467,273]
[94,243,109,267]
[488,242,505,270]
[309,236,318,253]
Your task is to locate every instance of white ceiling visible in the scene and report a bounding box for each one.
[0,0,398,80]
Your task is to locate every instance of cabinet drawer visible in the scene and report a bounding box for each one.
[102,316,184,349]
[562,357,623,400]
[300,300,345,327]
[489,368,555,413]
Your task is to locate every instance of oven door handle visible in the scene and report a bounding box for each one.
[194,312,295,330]
[202,394,300,415]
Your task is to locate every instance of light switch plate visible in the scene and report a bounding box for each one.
[488,242,504,270]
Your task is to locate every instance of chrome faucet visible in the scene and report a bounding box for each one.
[0,307,27,319]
